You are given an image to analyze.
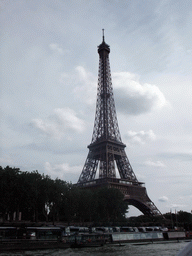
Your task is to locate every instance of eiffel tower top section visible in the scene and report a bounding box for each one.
[98,29,110,53]
[91,30,123,146]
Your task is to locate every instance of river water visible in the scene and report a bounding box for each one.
[0,241,190,256]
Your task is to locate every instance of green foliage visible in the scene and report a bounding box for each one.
[94,187,128,223]
[177,211,192,223]
[126,211,192,230]
[163,211,192,230]
[0,166,128,224]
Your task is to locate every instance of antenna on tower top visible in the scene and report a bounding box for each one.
[102,29,105,42]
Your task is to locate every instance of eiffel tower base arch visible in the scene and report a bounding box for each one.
[76,177,162,217]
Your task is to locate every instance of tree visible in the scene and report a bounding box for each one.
[94,187,128,224]
[0,166,129,224]
[0,166,21,221]
[177,211,192,230]
[77,189,95,223]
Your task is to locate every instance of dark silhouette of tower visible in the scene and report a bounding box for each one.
[77,31,162,216]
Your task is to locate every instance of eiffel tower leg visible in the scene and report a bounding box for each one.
[116,153,138,183]
[78,153,99,183]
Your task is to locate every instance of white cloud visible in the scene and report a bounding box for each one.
[45,161,82,181]
[144,159,166,167]
[73,69,168,115]
[32,108,85,139]
[124,130,156,145]
[73,68,168,117]
[170,204,187,209]
[112,72,168,115]
[49,43,69,55]
[73,66,97,105]
[158,196,169,202]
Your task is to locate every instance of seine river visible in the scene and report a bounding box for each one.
[0,241,190,256]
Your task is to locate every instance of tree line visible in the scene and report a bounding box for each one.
[0,166,128,224]
[127,211,192,231]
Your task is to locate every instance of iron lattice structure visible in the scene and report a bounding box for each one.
[77,32,162,217]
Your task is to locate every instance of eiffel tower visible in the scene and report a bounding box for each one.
[77,30,162,216]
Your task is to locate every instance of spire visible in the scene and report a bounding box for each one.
[98,29,110,53]
[102,28,105,42]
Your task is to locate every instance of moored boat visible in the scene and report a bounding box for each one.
[0,225,191,251]
[68,233,112,248]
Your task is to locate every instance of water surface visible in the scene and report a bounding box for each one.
[0,241,189,256]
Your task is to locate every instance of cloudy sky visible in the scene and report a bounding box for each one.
[1,0,192,216]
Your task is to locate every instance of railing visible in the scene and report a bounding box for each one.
[77,178,145,187]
